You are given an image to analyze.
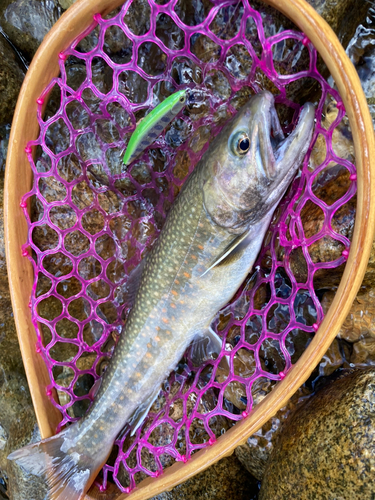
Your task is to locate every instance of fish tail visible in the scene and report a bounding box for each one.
[8,428,103,500]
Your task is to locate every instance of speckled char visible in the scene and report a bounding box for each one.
[259,369,375,500]
[20,0,357,493]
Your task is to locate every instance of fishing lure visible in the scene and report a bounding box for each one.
[123,89,187,166]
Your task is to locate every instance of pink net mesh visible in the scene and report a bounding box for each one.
[21,0,356,493]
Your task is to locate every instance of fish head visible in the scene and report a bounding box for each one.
[202,90,315,231]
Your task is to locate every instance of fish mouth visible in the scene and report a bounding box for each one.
[255,91,282,179]
[255,91,315,181]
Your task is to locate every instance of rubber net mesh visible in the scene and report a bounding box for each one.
[21,0,356,493]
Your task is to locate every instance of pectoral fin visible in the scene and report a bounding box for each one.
[190,327,230,373]
[200,229,252,277]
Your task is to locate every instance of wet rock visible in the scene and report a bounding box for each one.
[0,36,24,126]
[151,455,259,500]
[322,288,375,366]
[0,126,10,173]
[0,0,62,59]
[259,369,375,500]
[347,7,375,125]
[322,288,375,343]
[57,0,74,9]
[308,0,369,49]
[235,386,312,481]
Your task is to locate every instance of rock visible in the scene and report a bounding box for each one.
[347,7,375,125]
[308,0,369,49]
[322,288,375,344]
[235,386,312,481]
[57,0,74,10]
[322,288,375,366]
[151,455,259,500]
[0,0,62,59]
[0,125,10,172]
[0,36,24,126]
[259,369,375,500]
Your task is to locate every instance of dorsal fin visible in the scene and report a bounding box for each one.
[200,229,252,277]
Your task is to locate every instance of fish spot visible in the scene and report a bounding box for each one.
[136,372,142,377]
[166,330,171,335]
[191,255,197,260]
[170,303,176,309]
[183,272,190,278]
[198,245,204,250]
[171,290,178,296]
[147,342,152,348]
[146,353,153,358]
[155,336,161,342]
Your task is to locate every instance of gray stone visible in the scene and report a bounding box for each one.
[234,386,312,481]
[0,36,24,126]
[259,369,375,500]
[0,0,62,59]
[151,455,259,500]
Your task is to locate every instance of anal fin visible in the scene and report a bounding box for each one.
[129,387,161,436]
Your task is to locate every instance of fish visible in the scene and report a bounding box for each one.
[8,90,315,500]
[122,89,187,167]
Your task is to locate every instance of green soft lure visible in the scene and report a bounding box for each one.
[123,89,187,167]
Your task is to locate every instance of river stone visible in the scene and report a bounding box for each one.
[235,386,312,480]
[347,7,375,125]
[0,36,24,126]
[259,369,375,500]
[322,288,375,344]
[308,0,369,49]
[151,455,259,500]
[0,0,62,59]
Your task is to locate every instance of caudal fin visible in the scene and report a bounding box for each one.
[8,428,97,500]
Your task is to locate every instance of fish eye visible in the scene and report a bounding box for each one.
[231,132,251,156]
[179,95,186,103]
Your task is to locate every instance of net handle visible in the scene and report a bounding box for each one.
[4,0,375,499]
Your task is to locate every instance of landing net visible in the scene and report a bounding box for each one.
[21,0,356,492]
